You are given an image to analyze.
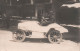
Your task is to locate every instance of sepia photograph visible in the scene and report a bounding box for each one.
[0,0,80,51]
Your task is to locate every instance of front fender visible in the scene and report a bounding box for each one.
[46,28,60,37]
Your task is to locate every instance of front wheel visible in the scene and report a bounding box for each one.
[12,30,26,42]
[48,30,62,44]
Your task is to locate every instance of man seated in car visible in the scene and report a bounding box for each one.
[39,15,56,26]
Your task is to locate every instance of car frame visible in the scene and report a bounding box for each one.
[12,20,68,44]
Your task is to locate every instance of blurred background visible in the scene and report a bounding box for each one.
[0,0,80,42]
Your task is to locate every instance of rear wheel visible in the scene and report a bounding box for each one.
[12,30,26,42]
[48,30,62,44]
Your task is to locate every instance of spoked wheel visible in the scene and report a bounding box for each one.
[48,30,62,44]
[12,30,26,42]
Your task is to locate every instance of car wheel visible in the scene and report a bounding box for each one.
[48,30,62,44]
[12,30,26,42]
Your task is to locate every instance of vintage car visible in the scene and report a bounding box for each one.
[12,20,68,43]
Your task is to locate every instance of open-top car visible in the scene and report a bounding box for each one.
[12,20,68,43]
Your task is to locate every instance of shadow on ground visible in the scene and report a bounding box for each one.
[24,38,49,43]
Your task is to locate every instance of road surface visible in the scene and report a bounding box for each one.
[0,30,80,51]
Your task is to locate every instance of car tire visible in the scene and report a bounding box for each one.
[48,30,62,44]
[12,30,26,42]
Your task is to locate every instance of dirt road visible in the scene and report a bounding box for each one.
[0,30,80,51]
